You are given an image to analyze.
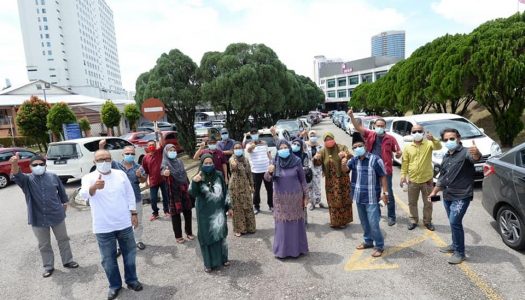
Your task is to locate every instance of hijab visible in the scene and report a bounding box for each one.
[322,131,346,177]
[161,144,187,184]
[200,153,219,192]
[291,137,307,163]
[274,139,301,178]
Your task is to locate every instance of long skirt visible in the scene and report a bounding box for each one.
[273,220,309,258]
[200,239,228,269]
[325,163,353,227]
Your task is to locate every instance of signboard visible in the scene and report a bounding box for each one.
[63,123,82,140]
[141,98,165,121]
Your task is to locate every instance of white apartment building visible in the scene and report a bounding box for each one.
[17,0,126,99]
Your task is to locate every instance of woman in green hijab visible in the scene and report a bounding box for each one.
[190,154,232,272]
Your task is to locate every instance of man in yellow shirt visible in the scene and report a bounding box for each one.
[400,125,442,231]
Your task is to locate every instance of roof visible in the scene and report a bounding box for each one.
[0,80,73,96]
[319,56,402,78]
[48,137,108,145]
[402,113,463,123]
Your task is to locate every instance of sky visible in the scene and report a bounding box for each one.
[0,0,523,92]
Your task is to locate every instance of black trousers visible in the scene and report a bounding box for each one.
[252,172,273,209]
[171,209,192,239]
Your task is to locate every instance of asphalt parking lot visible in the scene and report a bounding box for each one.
[0,119,524,300]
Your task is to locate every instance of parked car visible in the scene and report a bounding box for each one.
[332,111,345,127]
[120,131,149,145]
[482,143,525,250]
[365,116,396,132]
[242,128,291,159]
[276,119,303,137]
[308,111,322,124]
[299,117,312,133]
[134,131,184,153]
[212,120,226,128]
[45,137,146,184]
[194,121,213,128]
[139,121,176,131]
[195,127,220,147]
[390,113,502,180]
[0,147,38,188]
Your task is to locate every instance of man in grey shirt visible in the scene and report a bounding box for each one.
[11,153,79,277]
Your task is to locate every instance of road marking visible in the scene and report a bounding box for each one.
[394,194,503,300]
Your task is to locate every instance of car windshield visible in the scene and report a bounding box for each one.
[195,128,208,135]
[260,134,276,147]
[277,122,299,131]
[419,118,484,139]
[47,143,78,159]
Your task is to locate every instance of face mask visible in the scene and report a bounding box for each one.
[234,149,244,157]
[310,136,318,143]
[278,149,291,159]
[168,151,177,159]
[96,161,111,174]
[208,144,217,150]
[354,146,366,157]
[202,165,214,173]
[375,127,385,135]
[147,145,156,152]
[291,144,301,152]
[325,140,336,148]
[123,154,135,163]
[31,165,46,176]
[445,140,458,151]
[251,134,259,141]
[221,133,229,140]
[412,132,424,142]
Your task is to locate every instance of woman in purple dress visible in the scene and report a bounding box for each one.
[265,140,309,258]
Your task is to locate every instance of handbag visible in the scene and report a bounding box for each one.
[304,167,313,183]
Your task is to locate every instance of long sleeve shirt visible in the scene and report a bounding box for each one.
[401,138,442,183]
[12,171,68,227]
[79,169,136,234]
[142,147,164,187]
[111,160,144,203]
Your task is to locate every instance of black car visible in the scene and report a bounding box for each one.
[482,143,525,250]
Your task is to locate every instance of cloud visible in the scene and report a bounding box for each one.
[431,0,522,26]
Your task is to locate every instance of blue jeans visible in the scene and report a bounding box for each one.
[443,198,471,257]
[356,203,384,250]
[378,175,396,221]
[95,226,138,289]
[150,182,169,215]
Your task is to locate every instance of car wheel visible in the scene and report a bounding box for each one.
[497,205,525,250]
[0,174,9,188]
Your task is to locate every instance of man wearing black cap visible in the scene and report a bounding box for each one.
[217,128,235,176]
[10,153,79,278]
[245,127,273,214]
[193,135,228,182]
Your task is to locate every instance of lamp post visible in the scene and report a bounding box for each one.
[7,115,14,147]
[35,82,51,102]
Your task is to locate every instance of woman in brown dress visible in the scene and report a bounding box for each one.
[229,142,256,236]
[313,132,353,228]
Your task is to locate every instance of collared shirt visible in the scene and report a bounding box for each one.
[217,138,235,157]
[363,129,399,176]
[13,171,68,227]
[437,145,476,200]
[79,169,136,234]
[246,142,270,173]
[142,147,164,187]
[401,138,442,183]
[111,160,144,203]
[348,153,386,204]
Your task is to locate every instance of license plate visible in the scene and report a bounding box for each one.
[54,160,67,165]
[475,166,483,172]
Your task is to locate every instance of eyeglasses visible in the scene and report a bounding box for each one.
[95,158,112,163]
[352,145,364,149]
[124,153,135,156]
[31,163,45,167]
[443,137,456,142]
[411,130,423,134]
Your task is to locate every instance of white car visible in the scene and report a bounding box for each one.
[389,113,502,181]
[299,117,312,132]
[46,137,146,183]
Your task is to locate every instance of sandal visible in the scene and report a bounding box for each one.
[186,234,195,240]
[371,249,384,257]
[234,233,242,237]
[204,268,212,273]
[356,243,374,250]
[176,238,185,244]
[223,261,231,267]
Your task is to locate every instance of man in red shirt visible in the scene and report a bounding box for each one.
[142,129,170,221]
[348,109,401,226]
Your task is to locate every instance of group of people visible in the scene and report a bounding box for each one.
[11,111,481,299]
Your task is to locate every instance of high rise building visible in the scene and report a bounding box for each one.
[17,0,126,99]
[371,30,405,59]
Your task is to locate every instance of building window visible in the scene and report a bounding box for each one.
[348,75,359,85]
[50,75,56,77]
[49,68,55,71]
[40,34,43,38]
[43,17,47,22]
[47,41,51,47]
[44,25,48,30]
[41,0,46,4]
[327,91,336,98]
[348,89,353,97]
[337,77,346,87]
[45,34,49,38]
[35,0,38,4]
[361,73,373,83]
[38,17,41,22]
[37,8,40,14]
[375,71,387,80]
[42,8,46,13]
[42,50,45,55]
[327,79,336,88]
[48,50,52,55]
[337,89,347,98]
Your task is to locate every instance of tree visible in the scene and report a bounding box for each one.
[79,117,91,137]
[136,49,201,155]
[124,103,141,131]
[15,96,50,151]
[46,102,77,140]
[101,100,121,136]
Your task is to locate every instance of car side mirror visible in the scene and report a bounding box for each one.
[403,135,414,142]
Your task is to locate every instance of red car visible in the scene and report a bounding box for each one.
[135,131,184,153]
[120,131,149,145]
[0,147,38,188]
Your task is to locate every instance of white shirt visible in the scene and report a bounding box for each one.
[246,142,270,173]
[79,169,136,234]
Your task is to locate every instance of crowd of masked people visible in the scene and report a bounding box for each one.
[10,110,481,299]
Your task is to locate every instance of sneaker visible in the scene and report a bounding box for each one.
[253,208,260,215]
[407,223,417,230]
[448,253,465,264]
[388,219,396,226]
[149,214,159,221]
[164,212,171,219]
[439,245,454,253]
[136,242,146,250]
[425,223,435,231]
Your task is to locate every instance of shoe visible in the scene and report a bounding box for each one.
[439,245,454,253]
[63,261,79,268]
[42,269,54,278]
[425,223,435,231]
[407,223,417,230]
[127,281,143,291]
[269,207,274,213]
[253,208,260,215]
[308,205,315,211]
[448,253,465,264]
[388,219,396,226]
[318,203,326,208]
[164,212,171,218]
[116,248,122,258]
[149,214,159,221]
[107,287,121,300]
[136,242,146,250]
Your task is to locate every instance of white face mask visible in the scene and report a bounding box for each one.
[96,161,111,174]
[412,132,424,142]
[31,165,46,176]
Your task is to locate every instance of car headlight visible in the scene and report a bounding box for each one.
[490,142,502,156]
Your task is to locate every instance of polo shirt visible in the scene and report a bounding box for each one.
[400,138,442,183]
[436,145,476,200]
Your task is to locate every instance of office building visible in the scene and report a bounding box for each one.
[17,0,126,99]
[371,30,405,59]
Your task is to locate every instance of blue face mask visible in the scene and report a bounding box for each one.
[208,144,217,150]
[202,165,214,173]
[234,149,243,157]
[310,136,318,143]
[445,140,458,151]
[167,151,177,159]
[221,133,229,140]
[123,154,135,162]
[251,134,259,141]
[354,146,366,157]
[278,149,291,159]
[291,144,301,152]
[375,127,385,135]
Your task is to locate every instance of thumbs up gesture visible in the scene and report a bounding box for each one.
[425,131,434,141]
[193,171,202,182]
[162,166,170,177]
[9,152,20,164]
[347,107,354,117]
[469,140,480,156]
[94,174,105,190]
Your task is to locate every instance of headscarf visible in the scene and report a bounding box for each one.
[308,130,319,157]
[291,137,306,162]
[322,131,347,177]
[274,139,301,178]
[200,153,218,192]
[161,144,187,184]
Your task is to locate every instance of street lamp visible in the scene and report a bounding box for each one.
[7,115,15,147]
[35,82,51,102]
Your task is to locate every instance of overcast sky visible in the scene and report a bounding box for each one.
[0,0,523,92]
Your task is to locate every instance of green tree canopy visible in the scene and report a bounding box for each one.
[101,100,121,135]
[16,96,50,150]
[124,103,141,131]
[46,102,77,139]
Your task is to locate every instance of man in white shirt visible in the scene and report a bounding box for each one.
[245,128,273,214]
[79,149,142,300]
